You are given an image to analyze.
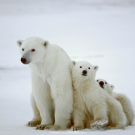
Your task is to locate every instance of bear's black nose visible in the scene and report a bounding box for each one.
[83,70,87,75]
[21,58,26,64]
[99,81,104,87]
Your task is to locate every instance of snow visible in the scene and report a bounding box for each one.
[0,0,135,135]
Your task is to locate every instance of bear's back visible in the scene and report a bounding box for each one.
[49,44,73,70]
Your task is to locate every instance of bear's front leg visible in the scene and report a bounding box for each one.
[27,93,41,127]
[46,77,73,130]
[72,90,86,131]
[31,72,54,130]
[90,103,108,130]
[45,92,73,130]
[72,108,85,131]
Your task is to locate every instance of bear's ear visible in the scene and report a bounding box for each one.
[72,60,76,66]
[94,65,99,71]
[17,40,23,47]
[43,40,49,47]
[110,85,114,90]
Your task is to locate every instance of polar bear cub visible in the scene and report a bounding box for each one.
[17,37,73,130]
[97,79,134,126]
[72,61,127,130]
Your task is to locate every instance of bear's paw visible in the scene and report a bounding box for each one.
[90,119,108,130]
[73,126,84,131]
[36,124,49,130]
[45,125,60,130]
[27,120,41,127]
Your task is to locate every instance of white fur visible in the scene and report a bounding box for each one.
[97,79,134,126]
[17,37,73,130]
[72,61,127,130]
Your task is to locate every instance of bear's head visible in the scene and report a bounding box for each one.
[72,61,98,82]
[97,79,114,95]
[17,37,49,64]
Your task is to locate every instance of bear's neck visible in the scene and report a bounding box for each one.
[73,77,97,92]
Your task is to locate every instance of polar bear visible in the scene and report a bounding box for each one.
[72,61,127,130]
[97,79,134,126]
[17,37,73,130]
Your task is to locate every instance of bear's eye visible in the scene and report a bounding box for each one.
[97,80,98,82]
[31,49,35,52]
[22,48,24,51]
[80,66,82,68]
[105,82,107,84]
[88,67,90,69]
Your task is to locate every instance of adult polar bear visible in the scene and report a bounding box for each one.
[17,37,73,130]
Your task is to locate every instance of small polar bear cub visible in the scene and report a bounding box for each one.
[72,61,127,130]
[72,61,108,131]
[17,37,73,130]
[97,79,134,126]
[97,79,114,95]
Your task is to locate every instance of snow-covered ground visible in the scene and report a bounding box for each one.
[0,0,135,135]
